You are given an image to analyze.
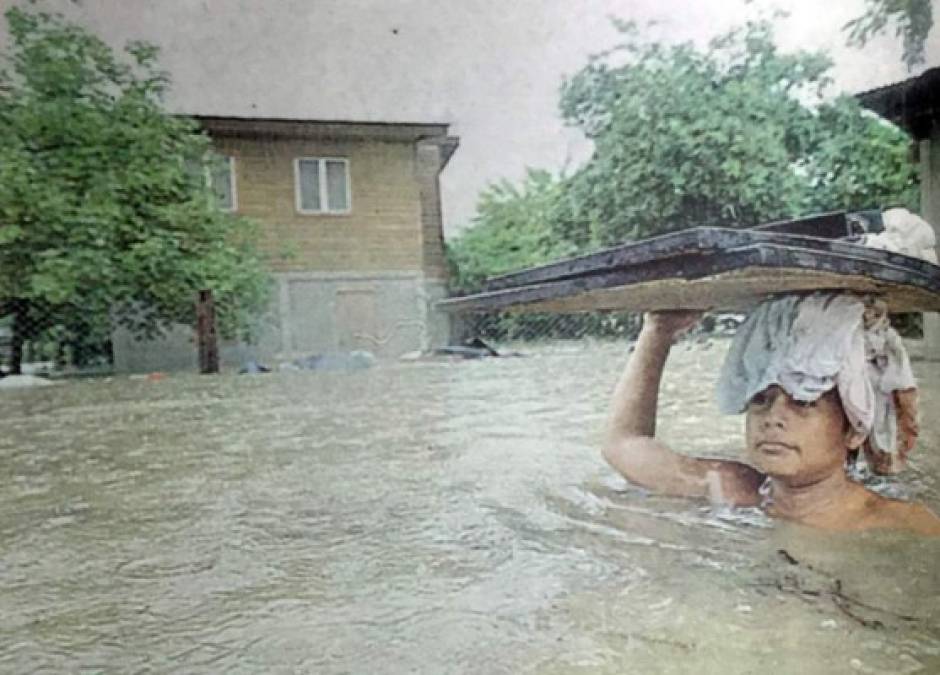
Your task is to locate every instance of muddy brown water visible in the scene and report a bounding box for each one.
[2,341,939,674]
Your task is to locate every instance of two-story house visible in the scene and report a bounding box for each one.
[112,116,458,371]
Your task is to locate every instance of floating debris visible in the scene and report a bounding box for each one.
[239,360,271,374]
[0,374,59,389]
[423,337,525,361]
[281,351,376,372]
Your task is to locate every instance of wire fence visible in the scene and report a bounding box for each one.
[1,307,642,375]
[2,300,924,375]
[0,290,235,376]
[450,310,644,349]
[449,308,924,353]
[0,301,110,376]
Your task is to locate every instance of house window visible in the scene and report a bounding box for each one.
[295,157,350,214]
[210,156,237,211]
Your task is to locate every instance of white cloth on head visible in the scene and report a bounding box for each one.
[717,293,913,452]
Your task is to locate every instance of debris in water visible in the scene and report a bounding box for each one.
[281,351,376,372]
[0,374,58,389]
[239,360,271,374]
[777,549,800,565]
[429,338,524,360]
[756,550,921,630]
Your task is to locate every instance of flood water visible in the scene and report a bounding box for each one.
[2,340,940,674]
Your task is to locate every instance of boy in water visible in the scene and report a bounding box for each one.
[602,294,940,535]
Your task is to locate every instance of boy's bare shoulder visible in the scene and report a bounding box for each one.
[862,493,940,536]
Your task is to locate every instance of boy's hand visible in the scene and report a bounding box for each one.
[643,310,703,340]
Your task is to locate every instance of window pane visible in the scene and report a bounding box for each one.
[210,156,234,210]
[298,159,321,211]
[325,160,349,212]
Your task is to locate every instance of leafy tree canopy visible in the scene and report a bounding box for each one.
[554,20,917,247]
[0,7,271,372]
[446,169,578,293]
[845,0,933,70]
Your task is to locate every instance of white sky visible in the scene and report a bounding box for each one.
[3,0,939,235]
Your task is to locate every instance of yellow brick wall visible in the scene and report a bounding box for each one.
[212,136,425,274]
[416,143,449,281]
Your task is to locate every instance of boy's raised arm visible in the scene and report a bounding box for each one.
[602,312,763,505]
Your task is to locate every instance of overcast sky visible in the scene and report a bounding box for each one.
[4,0,939,235]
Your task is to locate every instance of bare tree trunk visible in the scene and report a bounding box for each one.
[9,299,26,376]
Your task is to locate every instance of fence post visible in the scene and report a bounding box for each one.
[9,299,26,375]
[196,289,219,374]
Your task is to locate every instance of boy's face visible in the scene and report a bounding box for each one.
[744,385,866,485]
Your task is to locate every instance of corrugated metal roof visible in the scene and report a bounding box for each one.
[857,67,940,139]
[191,115,452,141]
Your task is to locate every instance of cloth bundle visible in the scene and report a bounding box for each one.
[862,299,920,472]
[864,207,938,264]
[716,292,918,473]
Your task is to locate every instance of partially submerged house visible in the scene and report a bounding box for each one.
[112,116,458,371]
[858,68,940,360]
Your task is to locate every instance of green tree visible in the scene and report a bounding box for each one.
[446,168,578,293]
[845,0,933,70]
[0,7,271,373]
[554,20,916,248]
[802,95,919,213]
[446,168,639,342]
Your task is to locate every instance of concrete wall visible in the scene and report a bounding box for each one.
[918,132,940,361]
[272,271,442,359]
[112,272,447,372]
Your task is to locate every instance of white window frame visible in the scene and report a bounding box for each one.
[209,155,237,213]
[294,157,352,215]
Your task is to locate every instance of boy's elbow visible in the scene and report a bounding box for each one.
[602,437,644,478]
[602,435,672,489]
[601,429,624,465]
[602,425,642,462]
[601,440,622,468]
